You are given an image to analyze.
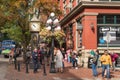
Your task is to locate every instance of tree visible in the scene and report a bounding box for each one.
[40,28,66,48]
[0,0,63,60]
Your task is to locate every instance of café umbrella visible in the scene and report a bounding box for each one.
[1,49,11,55]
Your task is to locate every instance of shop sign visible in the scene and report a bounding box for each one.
[100,27,120,32]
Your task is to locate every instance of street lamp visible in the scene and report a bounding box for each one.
[46,12,61,73]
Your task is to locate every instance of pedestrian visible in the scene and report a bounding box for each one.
[9,48,14,64]
[32,48,39,73]
[39,47,44,65]
[26,48,31,73]
[66,49,72,63]
[110,51,119,71]
[91,49,99,77]
[61,48,66,69]
[37,47,41,68]
[26,48,31,64]
[72,50,78,69]
[55,47,63,73]
[46,48,51,66]
[100,50,112,79]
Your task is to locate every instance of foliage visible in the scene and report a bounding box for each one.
[0,0,63,49]
[40,28,66,48]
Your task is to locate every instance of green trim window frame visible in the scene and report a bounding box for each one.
[99,0,109,1]
[97,15,120,24]
[97,14,120,47]
[99,0,120,1]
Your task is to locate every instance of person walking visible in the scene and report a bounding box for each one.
[46,48,51,66]
[55,47,63,73]
[100,50,112,79]
[91,50,99,78]
[61,48,66,69]
[9,48,14,64]
[71,50,78,69]
[26,48,31,73]
[32,48,39,73]
[110,51,119,71]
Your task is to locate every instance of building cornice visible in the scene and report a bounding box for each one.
[60,1,120,27]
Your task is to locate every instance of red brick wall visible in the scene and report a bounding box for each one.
[82,15,97,49]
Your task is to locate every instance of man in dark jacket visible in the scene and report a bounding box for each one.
[32,48,38,73]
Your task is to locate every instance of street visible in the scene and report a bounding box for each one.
[0,55,9,80]
[0,54,120,80]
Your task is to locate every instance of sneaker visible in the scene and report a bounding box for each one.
[75,67,78,69]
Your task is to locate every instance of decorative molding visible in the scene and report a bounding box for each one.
[60,1,120,27]
[82,12,98,16]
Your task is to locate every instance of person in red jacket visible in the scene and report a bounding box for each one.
[110,51,119,71]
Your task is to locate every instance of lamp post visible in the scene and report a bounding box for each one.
[46,12,61,73]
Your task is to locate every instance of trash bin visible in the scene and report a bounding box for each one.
[116,57,120,68]
[88,57,93,68]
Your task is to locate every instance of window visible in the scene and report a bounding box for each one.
[99,0,109,1]
[111,0,120,1]
[116,15,120,24]
[98,26,120,47]
[97,15,104,24]
[106,15,114,24]
[97,15,120,24]
[99,0,120,1]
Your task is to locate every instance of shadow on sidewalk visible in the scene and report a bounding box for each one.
[5,61,86,80]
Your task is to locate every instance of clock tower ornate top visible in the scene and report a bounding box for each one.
[29,14,40,32]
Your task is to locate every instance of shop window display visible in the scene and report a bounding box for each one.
[98,26,120,47]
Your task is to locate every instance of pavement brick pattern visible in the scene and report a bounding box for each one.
[0,62,8,80]
[5,61,120,80]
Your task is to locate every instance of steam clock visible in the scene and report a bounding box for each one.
[29,14,40,50]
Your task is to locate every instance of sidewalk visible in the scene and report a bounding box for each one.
[5,61,120,80]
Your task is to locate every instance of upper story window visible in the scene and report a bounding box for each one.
[111,0,120,1]
[97,15,120,24]
[99,0,120,1]
[99,0,109,1]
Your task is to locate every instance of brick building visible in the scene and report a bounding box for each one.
[59,0,120,67]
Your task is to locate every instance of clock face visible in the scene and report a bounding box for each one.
[30,22,40,32]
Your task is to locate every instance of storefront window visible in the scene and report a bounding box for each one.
[98,26,120,47]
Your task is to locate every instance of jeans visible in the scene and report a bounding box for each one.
[102,64,110,78]
[112,62,116,71]
[33,61,38,73]
[68,56,71,63]
[92,63,98,77]
[72,59,78,68]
